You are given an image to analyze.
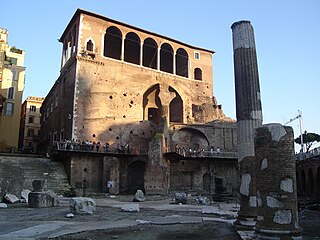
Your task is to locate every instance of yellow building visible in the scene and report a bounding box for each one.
[0,28,25,152]
[18,96,44,153]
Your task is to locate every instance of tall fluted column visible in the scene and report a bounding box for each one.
[231,20,263,229]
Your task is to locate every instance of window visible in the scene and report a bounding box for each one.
[160,43,174,74]
[104,26,122,60]
[86,40,94,52]
[27,129,34,137]
[28,116,34,124]
[176,48,188,78]
[4,102,14,115]
[12,69,18,81]
[124,32,140,65]
[143,38,157,69]
[10,58,17,65]
[30,105,36,112]
[194,68,202,80]
[7,87,14,99]
[194,52,200,60]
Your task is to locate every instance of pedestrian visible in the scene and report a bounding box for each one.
[216,146,220,155]
[96,141,100,152]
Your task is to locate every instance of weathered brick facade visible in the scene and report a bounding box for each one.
[40,9,238,195]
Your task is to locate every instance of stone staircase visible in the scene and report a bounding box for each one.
[0,154,70,199]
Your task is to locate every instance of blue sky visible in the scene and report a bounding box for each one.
[1,0,319,151]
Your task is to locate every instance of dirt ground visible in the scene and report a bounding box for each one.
[0,195,319,240]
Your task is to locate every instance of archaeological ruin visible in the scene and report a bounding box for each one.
[38,9,238,196]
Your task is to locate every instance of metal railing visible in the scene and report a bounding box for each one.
[295,146,320,161]
[166,147,237,159]
[53,141,147,155]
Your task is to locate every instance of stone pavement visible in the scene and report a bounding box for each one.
[0,196,239,239]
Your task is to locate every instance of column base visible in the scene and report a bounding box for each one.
[255,227,302,240]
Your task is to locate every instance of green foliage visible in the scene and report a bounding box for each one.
[10,46,23,54]
[295,132,320,152]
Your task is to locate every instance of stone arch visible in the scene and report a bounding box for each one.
[301,169,307,194]
[172,127,209,151]
[143,38,157,69]
[124,32,140,65]
[176,48,188,78]
[143,84,162,122]
[168,86,183,123]
[194,68,202,80]
[127,161,146,193]
[308,168,314,196]
[104,26,122,60]
[160,43,173,74]
[317,167,320,197]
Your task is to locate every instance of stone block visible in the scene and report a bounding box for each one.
[240,174,251,196]
[173,192,187,204]
[4,193,19,203]
[69,197,96,215]
[121,203,140,212]
[21,189,31,203]
[28,191,59,208]
[32,180,46,191]
[280,178,293,193]
[133,189,145,202]
[0,203,8,208]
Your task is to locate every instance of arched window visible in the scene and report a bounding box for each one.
[143,38,157,69]
[308,168,314,196]
[143,84,162,122]
[301,169,306,194]
[104,26,122,60]
[317,167,320,198]
[176,48,188,78]
[169,87,183,123]
[86,40,94,52]
[194,68,202,80]
[124,32,140,65]
[160,43,173,74]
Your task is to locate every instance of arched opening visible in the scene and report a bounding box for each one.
[215,177,224,193]
[203,173,210,191]
[86,40,94,51]
[172,128,209,154]
[194,68,202,80]
[143,38,157,69]
[160,43,173,74]
[124,32,140,65]
[127,161,146,193]
[104,26,122,60]
[169,87,183,123]
[317,167,320,197]
[176,48,188,78]
[143,84,162,123]
[301,169,306,194]
[308,168,314,196]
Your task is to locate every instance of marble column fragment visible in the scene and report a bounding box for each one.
[231,20,263,228]
[254,124,301,239]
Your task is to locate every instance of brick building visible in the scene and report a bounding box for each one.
[39,9,238,195]
[18,96,44,153]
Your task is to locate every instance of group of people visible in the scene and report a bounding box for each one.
[57,139,132,154]
[175,144,220,157]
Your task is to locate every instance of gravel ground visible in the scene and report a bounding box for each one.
[0,196,319,240]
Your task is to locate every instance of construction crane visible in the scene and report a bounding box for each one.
[284,110,304,153]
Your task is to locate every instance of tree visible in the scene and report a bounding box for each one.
[295,132,320,152]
